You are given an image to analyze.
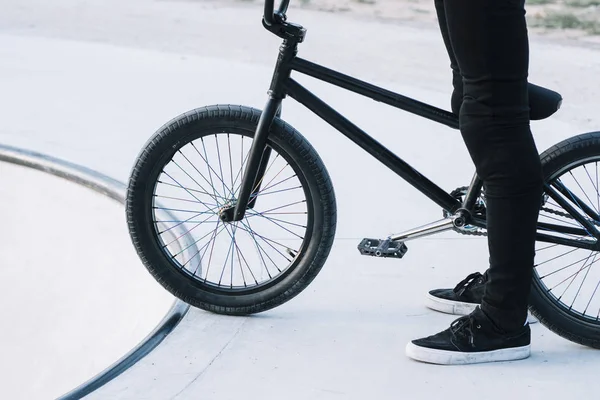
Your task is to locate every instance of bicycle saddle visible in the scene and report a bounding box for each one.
[528,83,562,120]
[451,83,562,121]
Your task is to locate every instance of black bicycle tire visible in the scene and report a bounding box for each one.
[531,131,600,348]
[126,104,337,315]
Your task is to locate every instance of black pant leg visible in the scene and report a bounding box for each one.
[442,0,544,331]
[434,0,463,114]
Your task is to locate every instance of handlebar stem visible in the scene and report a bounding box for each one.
[264,0,291,26]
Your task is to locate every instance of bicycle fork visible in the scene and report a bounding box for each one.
[225,38,298,222]
[222,97,281,222]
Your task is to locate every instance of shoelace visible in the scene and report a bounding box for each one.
[450,314,481,347]
[452,272,485,296]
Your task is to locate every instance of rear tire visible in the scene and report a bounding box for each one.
[531,131,600,348]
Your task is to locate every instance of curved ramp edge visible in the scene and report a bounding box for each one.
[0,144,191,400]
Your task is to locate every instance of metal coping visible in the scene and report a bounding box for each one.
[0,144,191,400]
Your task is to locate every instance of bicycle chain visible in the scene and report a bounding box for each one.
[447,187,574,237]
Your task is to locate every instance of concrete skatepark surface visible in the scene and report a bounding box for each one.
[1,0,600,399]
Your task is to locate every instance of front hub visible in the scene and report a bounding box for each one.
[219,204,237,223]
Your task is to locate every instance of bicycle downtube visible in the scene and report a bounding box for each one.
[233,97,281,221]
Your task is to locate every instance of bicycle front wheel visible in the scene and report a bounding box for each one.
[126,105,337,315]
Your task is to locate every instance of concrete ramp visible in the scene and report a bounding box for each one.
[0,155,178,400]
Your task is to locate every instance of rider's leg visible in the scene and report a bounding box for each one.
[407,0,543,364]
[429,0,543,327]
[433,0,462,115]
[445,0,544,332]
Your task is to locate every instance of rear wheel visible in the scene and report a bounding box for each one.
[531,132,600,348]
[126,105,337,315]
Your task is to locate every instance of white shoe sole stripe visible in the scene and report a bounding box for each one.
[405,342,531,365]
[425,292,539,324]
[425,292,477,315]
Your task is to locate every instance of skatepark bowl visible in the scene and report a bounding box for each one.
[0,144,190,400]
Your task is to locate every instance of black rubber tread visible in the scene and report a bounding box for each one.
[531,131,600,348]
[126,104,337,315]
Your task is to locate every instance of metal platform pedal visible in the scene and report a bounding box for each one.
[357,237,408,259]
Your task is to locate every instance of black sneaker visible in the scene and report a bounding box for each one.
[425,272,486,315]
[406,307,531,365]
[426,271,538,323]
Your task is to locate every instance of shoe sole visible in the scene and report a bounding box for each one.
[425,292,539,324]
[405,342,531,365]
[425,292,478,315]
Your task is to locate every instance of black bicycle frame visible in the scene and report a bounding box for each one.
[232,36,600,252]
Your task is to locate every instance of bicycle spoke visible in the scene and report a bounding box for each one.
[548,254,600,293]
[231,141,251,195]
[245,153,282,196]
[569,171,598,214]
[227,222,250,287]
[214,134,229,201]
[253,185,303,197]
[153,206,216,214]
[584,278,600,315]
[539,252,592,279]
[155,203,220,235]
[230,223,236,287]
[156,212,219,235]
[162,212,218,249]
[253,174,297,198]
[247,210,307,229]
[596,162,599,213]
[170,159,223,207]
[570,252,598,310]
[157,180,222,200]
[154,194,217,206]
[217,227,236,286]
[190,139,233,199]
[583,164,600,214]
[536,243,560,252]
[231,150,277,199]
[178,143,221,206]
[235,222,299,254]
[196,223,227,272]
[254,199,307,216]
[157,219,218,224]
[228,134,235,198]
[233,229,259,285]
[261,212,308,215]
[171,218,224,260]
[557,251,595,301]
[239,219,274,278]
[535,247,579,268]
[247,210,305,239]
[162,169,224,207]
[180,220,225,270]
[550,180,600,230]
[229,224,252,287]
[202,220,222,283]
[182,221,227,276]
[220,222,253,287]
[245,218,282,274]
[238,220,293,264]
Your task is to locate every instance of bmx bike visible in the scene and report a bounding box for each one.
[126,0,600,348]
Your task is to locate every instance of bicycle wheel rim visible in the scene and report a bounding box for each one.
[536,155,600,324]
[145,127,316,296]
